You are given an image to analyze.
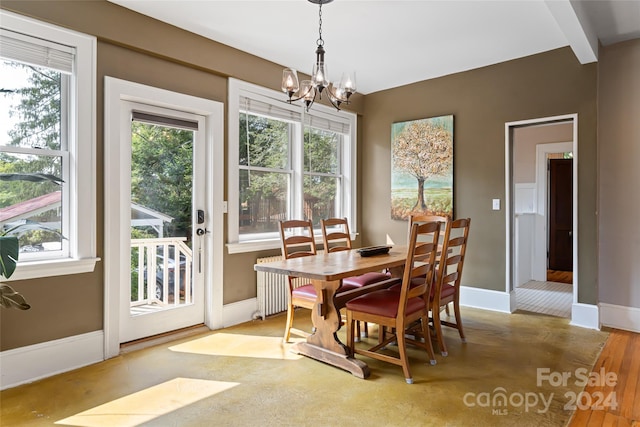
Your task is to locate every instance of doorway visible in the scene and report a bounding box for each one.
[506,114,578,319]
[104,77,225,359]
[532,142,574,283]
[548,158,573,272]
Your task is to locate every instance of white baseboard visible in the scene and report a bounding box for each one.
[600,303,640,333]
[459,286,514,313]
[460,287,602,331]
[570,303,600,330]
[222,297,258,328]
[0,331,104,390]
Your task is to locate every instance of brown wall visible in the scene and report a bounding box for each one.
[0,1,601,352]
[598,39,640,308]
[362,47,598,301]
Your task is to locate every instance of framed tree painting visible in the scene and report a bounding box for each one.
[391,115,454,220]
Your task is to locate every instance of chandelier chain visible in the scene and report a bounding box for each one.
[317,3,324,46]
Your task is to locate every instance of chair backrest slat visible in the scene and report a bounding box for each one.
[279,219,317,288]
[409,214,449,244]
[434,218,471,302]
[398,221,440,316]
[279,219,317,260]
[321,217,352,253]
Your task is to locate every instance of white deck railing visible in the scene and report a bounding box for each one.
[130,237,193,307]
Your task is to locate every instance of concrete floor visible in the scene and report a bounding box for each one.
[1,307,608,426]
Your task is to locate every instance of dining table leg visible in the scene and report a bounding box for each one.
[291,278,370,379]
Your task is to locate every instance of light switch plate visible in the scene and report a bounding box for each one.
[492,199,500,210]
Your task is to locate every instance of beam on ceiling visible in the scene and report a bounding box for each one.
[545,0,598,63]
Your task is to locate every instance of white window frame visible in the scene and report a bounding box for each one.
[227,78,356,254]
[0,10,98,280]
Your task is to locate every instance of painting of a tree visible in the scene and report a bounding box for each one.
[391,115,453,220]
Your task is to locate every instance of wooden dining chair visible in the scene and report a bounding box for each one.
[279,219,360,343]
[321,217,390,339]
[279,219,319,342]
[321,217,390,288]
[345,221,441,384]
[430,218,471,356]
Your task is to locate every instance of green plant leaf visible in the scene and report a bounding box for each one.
[0,236,19,279]
[0,284,31,310]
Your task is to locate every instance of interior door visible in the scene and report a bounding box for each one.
[120,102,206,343]
[548,158,573,271]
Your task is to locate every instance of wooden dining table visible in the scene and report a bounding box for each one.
[253,246,409,378]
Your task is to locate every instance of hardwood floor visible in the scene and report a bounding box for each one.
[547,269,573,284]
[568,329,640,426]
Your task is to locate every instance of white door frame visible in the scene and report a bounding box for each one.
[505,114,578,313]
[104,77,224,359]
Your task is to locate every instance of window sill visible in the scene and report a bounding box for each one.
[226,233,358,254]
[4,257,101,282]
[226,240,281,254]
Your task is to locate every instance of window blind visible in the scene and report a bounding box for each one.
[304,114,350,134]
[132,111,199,131]
[0,29,74,73]
[240,95,302,123]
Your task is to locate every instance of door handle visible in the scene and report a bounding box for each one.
[196,228,209,273]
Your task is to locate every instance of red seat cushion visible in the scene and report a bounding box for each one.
[345,290,426,318]
[292,282,360,299]
[291,284,317,299]
[431,283,456,300]
[343,272,391,287]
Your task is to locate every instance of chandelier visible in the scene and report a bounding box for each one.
[281,0,356,112]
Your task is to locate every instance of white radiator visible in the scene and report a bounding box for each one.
[255,255,305,320]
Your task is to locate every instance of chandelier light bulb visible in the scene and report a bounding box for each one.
[301,80,315,100]
[282,68,299,95]
[341,72,356,93]
[312,61,329,93]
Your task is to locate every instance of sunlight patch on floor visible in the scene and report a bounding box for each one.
[168,333,305,360]
[55,377,238,427]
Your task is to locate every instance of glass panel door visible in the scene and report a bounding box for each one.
[120,102,205,343]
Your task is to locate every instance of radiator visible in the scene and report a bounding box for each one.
[255,255,305,320]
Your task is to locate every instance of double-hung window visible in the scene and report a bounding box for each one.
[227,79,356,253]
[0,11,97,279]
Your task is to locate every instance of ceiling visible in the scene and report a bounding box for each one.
[107,0,640,95]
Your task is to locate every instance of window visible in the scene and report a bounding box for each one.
[228,79,356,253]
[0,11,97,280]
